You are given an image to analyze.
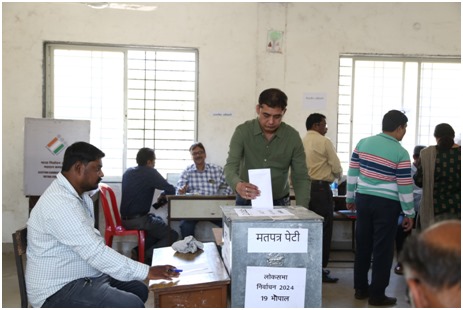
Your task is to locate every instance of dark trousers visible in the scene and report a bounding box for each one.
[42,274,148,308]
[354,193,401,299]
[180,219,223,239]
[308,181,333,268]
[395,214,411,256]
[235,194,291,207]
[122,214,178,265]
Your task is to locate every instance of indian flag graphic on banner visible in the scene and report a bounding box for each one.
[46,135,67,155]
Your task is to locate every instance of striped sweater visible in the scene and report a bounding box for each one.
[346,133,415,218]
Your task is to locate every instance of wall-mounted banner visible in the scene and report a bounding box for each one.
[24,118,90,196]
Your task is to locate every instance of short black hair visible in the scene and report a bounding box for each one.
[61,142,105,172]
[136,147,155,166]
[189,142,205,152]
[306,113,326,130]
[413,145,426,156]
[258,88,287,110]
[382,110,408,131]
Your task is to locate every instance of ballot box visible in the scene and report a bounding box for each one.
[220,206,323,308]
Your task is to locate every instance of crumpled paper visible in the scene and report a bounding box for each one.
[172,235,204,253]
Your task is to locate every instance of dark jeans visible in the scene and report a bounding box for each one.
[354,193,401,299]
[42,274,148,308]
[122,214,178,265]
[180,219,223,239]
[395,214,411,256]
[235,194,291,207]
[308,181,333,268]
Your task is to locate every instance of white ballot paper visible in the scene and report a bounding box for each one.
[249,168,273,208]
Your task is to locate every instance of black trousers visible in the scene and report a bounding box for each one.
[354,193,401,299]
[308,181,333,268]
[122,214,178,265]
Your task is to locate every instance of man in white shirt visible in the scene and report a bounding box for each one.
[26,142,179,307]
[302,113,343,283]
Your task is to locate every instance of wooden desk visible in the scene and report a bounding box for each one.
[167,195,236,221]
[331,209,356,263]
[167,194,297,223]
[149,242,230,308]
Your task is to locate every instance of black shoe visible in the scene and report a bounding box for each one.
[354,289,369,300]
[322,273,339,283]
[322,269,330,276]
[368,296,397,306]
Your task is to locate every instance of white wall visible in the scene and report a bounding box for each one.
[2,2,460,242]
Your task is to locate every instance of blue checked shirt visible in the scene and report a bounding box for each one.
[26,173,149,307]
[176,163,233,195]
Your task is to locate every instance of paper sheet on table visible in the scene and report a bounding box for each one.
[248,168,273,208]
[148,262,212,286]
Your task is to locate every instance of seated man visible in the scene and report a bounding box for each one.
[400,220,460,308]
[26,142,179,308]
[120,147,179,265]
[176,142,233,238]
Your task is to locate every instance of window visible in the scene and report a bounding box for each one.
[45,43,198,181]
[337,55,461,172]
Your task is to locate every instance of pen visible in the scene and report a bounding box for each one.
[169,268,183,273]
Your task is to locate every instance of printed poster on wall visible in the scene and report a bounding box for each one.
[23,118,90,196]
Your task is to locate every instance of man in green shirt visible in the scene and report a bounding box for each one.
[224,88,310,207]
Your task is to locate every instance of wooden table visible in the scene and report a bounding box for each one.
[167,195,236,224]
[149,242,230,308]
[166,194,297,226]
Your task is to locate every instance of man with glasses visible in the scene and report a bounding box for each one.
[176,142,233,238]
[224,88,310,209]
[303,113,343,283]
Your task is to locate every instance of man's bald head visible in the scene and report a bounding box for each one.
[421,220,460,252]
[400,220,461,307]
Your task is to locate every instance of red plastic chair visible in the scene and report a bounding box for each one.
[99,183,145,263]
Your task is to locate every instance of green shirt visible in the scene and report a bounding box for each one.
[224,118,310,207]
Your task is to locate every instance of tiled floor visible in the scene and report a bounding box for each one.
[2,241,410,308]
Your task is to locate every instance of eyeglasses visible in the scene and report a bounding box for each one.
[191,150,205,156]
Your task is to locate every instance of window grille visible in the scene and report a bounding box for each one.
[45,43,198,181]
[337,55,461,173]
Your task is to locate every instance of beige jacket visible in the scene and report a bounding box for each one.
[417,146,436,230]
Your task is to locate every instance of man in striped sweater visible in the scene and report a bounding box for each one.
[346,110,415,306]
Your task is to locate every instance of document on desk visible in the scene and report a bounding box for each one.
[248,168,273,208]
[149,263,212,286]
[179,262,211,275]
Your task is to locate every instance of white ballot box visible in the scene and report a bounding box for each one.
[220,206,323,308]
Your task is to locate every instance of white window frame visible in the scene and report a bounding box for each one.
[44,42,198,181]
[337,54,461,173]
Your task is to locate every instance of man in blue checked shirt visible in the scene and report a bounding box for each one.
[176,142,233,238]
[26,142,179,308]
